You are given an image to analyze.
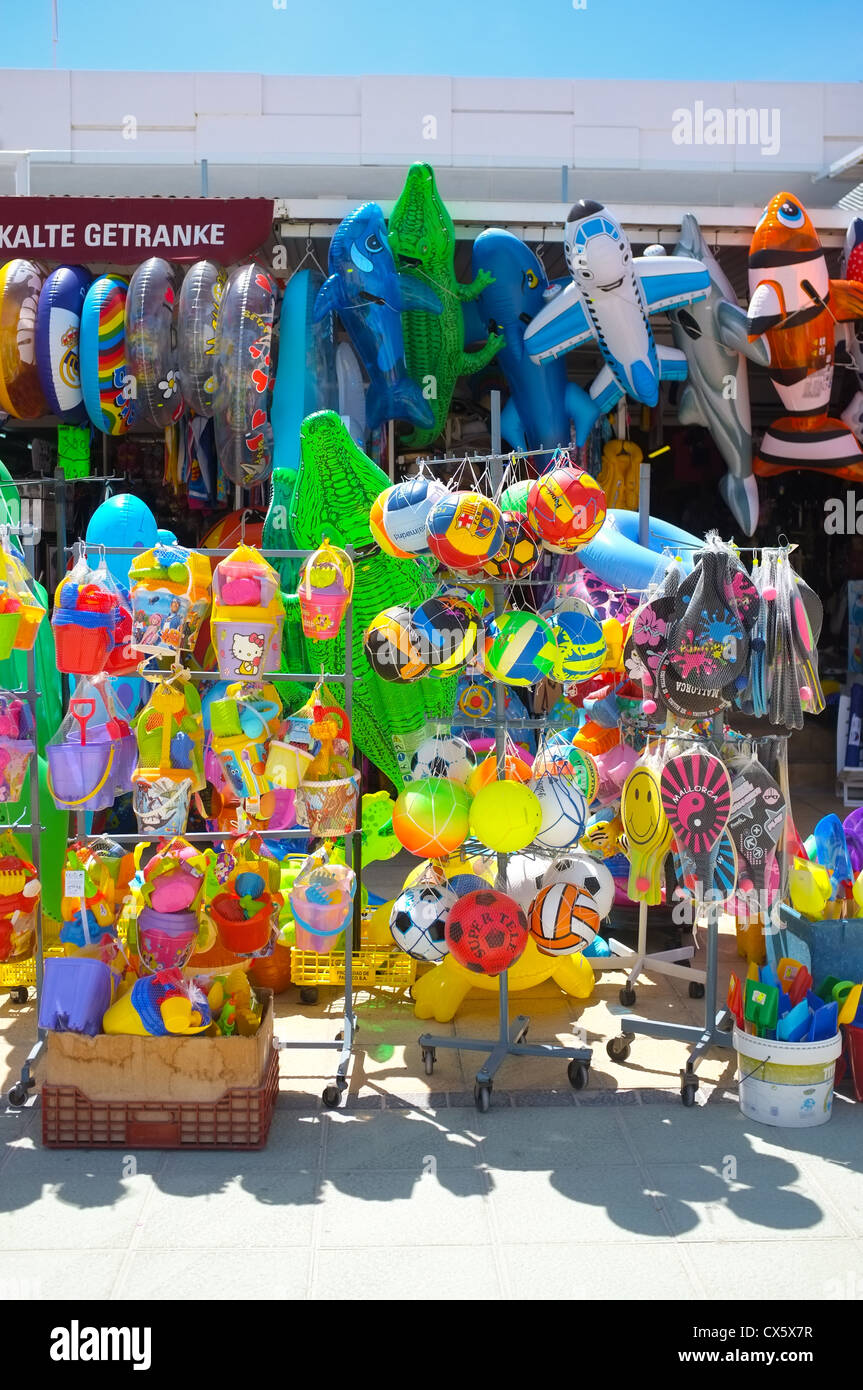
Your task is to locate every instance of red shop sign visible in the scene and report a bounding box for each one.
[0,197,275,264]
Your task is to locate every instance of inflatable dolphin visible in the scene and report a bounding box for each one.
[667,214,770,536]
[470,228,600,450]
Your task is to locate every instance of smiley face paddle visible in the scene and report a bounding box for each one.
[621,761,673,905]
[660,748,732,902]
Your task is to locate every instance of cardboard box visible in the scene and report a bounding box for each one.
[43,990,273,1104]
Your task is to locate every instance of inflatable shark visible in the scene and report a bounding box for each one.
[470,228,600,450]
[314,202,442,431]
[666,214,770,536]
[524,200,710,410]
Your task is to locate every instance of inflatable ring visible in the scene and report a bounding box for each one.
[575,509,700,591]
[176,259,227,418]
[270,267,338,485]
[80,274,135,436]
[125,258,184,428]
[0,259,48,420]
[35,265,91,423]
[212,263,279,487]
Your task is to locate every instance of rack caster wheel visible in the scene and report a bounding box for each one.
[474,1082,491,1113]
[322,1085,342,1109]
[9,988,27,1005]
[567,1061,589,1090]
[606,1036,632,1063]
[688,981,705,999]
[299,987,318,1005]
[422,1047,436,1076]
[681,1071,698,1107]
[7,1083,28,1107]
[619,986,637,1007]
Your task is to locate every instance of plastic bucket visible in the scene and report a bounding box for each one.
[13,604,43,652]
[293,920,346,954]
[212,618,278,681]
[300,594,349,641]
[733,1026,842,1128]
[0,612,21,661]
[209,895,275,956]
[264,741,313,791]
[137,907,199,973]
[52,610,112,675]
[0,736,34,802]
[295,771,359,838]
[132,773,193,836]
[47,740,114,810]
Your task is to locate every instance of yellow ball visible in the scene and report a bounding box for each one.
[469,781,542,853]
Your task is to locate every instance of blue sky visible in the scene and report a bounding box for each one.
[1,0,859,81]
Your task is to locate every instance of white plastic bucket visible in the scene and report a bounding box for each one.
[733,1026,842,1128]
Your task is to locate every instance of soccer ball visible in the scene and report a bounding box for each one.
[445,888,528,975]
[381,476,449,555]
[528,882,599,956]
[425,491,506,570]
[530,774,588,849]
[408,734,477,784]
[482,512,540,580]
[370,488,413,559]
[542,853,614,920]
[527,466,606,552]
[505,853,549,911]
[363,606,429,682]
[409,597,474,670]
[389,882,456,962]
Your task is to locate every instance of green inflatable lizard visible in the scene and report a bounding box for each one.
[388,163,504,449]
[264,411,458,789]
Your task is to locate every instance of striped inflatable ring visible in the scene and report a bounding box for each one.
[35,265,91,423]
[80,274,135,436]
[0,259,48,419]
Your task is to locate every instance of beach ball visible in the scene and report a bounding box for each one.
[86,494,159,589]
[499,478,531,516]
[549,608,607,683]
[528,882,598,957]
[569,747,600,804]
[392,777,471,857]
[505,853,549,911]
[527,466,606,552]
[531,774,588,849]
[389,882,456,962]
[484,611,557,687]
[425,491,505,570]
[466,752,532,797]
[483,512,540,581]
[410,597,473,669]
[542,853,614,919]
[370,488,413,559]
[364,606,429,682]
[408,734,477,784]
[445,889,528,975]
[470,780,542,853]
[381,476,450,555]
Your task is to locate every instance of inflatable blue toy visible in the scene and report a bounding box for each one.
[270,268,338,490]
[35,266,91,423]
[576,509,701,591]
[313,203,443,431]
[85,493,159,588]
[471,229,599,450]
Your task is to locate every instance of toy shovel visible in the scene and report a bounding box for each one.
[727,973,744,1029]
[777,999,811,1042]
[838,983,863,1027]
[786,963,813,1008]
[744,977,779,1038]
[69,698,96,745]
[808,999,838,1042]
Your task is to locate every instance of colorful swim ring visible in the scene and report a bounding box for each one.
[176,259,227,417]
[35,265,91,423]
[125,257,184,428]
[212,263,279,487]
[80,274,135,436]
[0,259,48,420]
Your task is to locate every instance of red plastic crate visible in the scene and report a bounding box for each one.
[41,1048,279,1150]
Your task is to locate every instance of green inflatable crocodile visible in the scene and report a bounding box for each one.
[388,163,504,449]
[264,411,458,789]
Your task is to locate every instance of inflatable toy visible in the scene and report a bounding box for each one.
[482,512,540,580]
[314,202,441,430]
[392,776,470,857]
[35,265,90,423]
[574,509,700,591]
[531,774,588,849]
[527,464,606,552]
[270,413,456,789]
[747,192,863,482]
[381,476,449,555]
[0,259,48,420]
[469,780,542,852]
[85,492,163,597]
[125,258,184,428]
[176,259,226,417]
[466,751,532,794]
[445,889,527,975]
[336,339,367,445]
[426,491,505,571]
[484,611,557,686]
[471,228,600,450]
[212,263,279,487]
[270,267,338,487]
[388,163,503,447]
[364,605,429,682]
[412,931,594,1021]
[529,882,598,956]
[80,274,134,435]
[524,199,709,410]
[389,881,456,962]
[669,214,769,536]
